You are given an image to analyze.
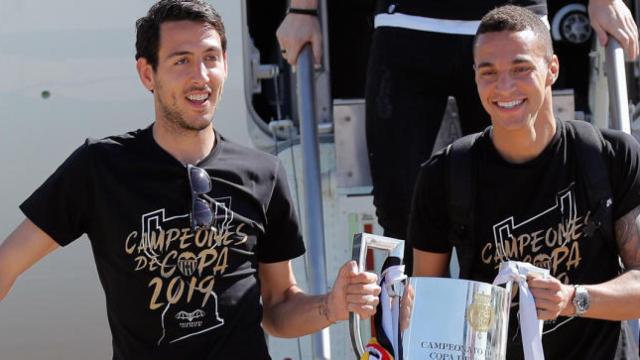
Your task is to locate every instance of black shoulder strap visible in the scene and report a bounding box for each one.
[564,120,613,240]
[447,122,614,278]
[447,132,482,279]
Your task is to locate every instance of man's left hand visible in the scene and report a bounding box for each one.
[528,274,576,320]
[326,261,381,322]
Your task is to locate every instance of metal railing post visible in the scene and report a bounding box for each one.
[604,37,639,348]
[605,38,631,134]
[296,44,331,360]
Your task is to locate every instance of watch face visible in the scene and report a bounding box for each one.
[573,286,589,314]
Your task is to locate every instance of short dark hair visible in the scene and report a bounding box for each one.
[474,5,552,58]
[135,0,227,70]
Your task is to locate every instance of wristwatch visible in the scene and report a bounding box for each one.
[572,285,590,316]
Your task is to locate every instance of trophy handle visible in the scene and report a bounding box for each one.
[349,232,405,359]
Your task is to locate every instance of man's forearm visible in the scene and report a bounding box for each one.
[0,251,18,302]
[0,275,14,301]
[261,260,378,337]
[262,287,333,338]
[577,269,640,320]
[577,203,640,320]
[0,219,60,302]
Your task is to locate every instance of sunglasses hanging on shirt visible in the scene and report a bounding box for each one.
[187,164,214,231]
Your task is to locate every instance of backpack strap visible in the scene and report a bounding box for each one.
[446,131,482,280]
[447,121,614,279]
[565,122,634,358]
[564,120,614,242]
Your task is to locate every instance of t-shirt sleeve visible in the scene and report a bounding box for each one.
[258,160,306,263]
[604,129,640,220]
[19,141,94,246]
[408,152,452,253]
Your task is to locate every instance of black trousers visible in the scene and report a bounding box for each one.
[365,27,490,273]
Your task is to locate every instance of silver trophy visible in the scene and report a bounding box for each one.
[350,233,513,360]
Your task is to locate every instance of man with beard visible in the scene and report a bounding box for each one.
[0,1,380,359]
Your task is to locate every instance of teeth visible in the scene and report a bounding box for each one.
[187,94,209,101]
[496,99,523,109]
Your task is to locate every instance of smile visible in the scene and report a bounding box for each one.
[186,93,210,104]
[495,99,524,109]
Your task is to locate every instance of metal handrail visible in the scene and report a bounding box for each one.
[604,37,639,348]
[605,38,631,134]
[296,44,331,360]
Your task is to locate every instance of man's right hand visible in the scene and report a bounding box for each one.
[527,273,575,320]
[276,12,322,66]
[589,0,639,60]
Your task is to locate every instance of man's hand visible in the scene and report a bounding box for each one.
[589,0,639,60]
[528,274,575,320]
[325,261,380,322]
[276,13,322,66]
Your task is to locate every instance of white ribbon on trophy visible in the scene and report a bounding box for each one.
[493,261,549,360]
[380,264,407,359]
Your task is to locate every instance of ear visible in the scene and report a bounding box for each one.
[472,63,479,81]
[546,54,559,86]
[223,52,229,79]
[136,58,155,93]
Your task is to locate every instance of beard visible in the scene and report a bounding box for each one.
[159,98,210,132]
[155,82,215,133]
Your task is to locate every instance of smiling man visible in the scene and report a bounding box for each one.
[0,1,380,359]
[410,5,640,359]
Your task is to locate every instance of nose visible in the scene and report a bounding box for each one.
[495,72,515,93]
[190,61,210,85]
[496,72,515,92]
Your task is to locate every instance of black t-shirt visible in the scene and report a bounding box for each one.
[410,120,640,359]
[375,0,547,20]
[20,126,305,360]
